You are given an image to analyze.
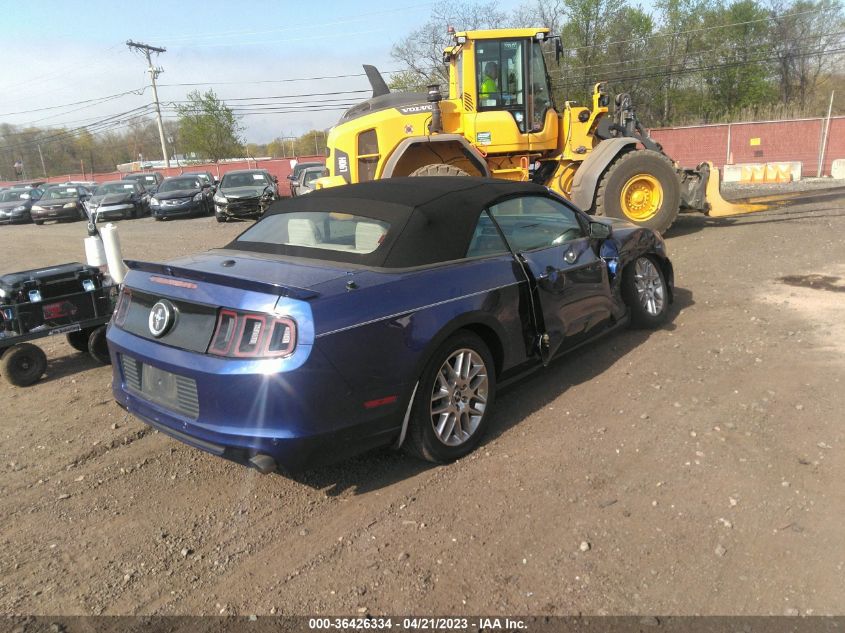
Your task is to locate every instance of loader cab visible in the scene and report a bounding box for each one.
[450,29,559,153]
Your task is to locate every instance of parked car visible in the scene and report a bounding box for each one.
[150,176,212,220]
[212,169,276,222]
[107,177,674,473]
[286,161,323,196]
[181,171,217,192]
[62,180,99,190]
[291,166,326,197]
[88,181,149,221]
[122,172,164,194]
[0,188,39,224]
[30,184,90,224]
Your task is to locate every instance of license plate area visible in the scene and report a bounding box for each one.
[122,355,199,420]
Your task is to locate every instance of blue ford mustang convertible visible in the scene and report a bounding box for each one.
[107,178,673,472]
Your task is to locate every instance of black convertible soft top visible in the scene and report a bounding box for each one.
[230,177,550,268]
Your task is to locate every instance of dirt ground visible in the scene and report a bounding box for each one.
[1,185,844,617]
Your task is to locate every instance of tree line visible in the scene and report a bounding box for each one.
[390,0,844,126]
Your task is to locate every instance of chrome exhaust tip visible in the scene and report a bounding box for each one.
[248,454,277,475]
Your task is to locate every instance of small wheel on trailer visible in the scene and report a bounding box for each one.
[66,328,94,353]
[0,343,48,387]
[87,326,111,365]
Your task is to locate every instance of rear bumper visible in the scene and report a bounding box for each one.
[107,326,404,471]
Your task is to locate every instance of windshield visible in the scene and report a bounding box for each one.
[303,171,321,184]
[221,172,268,188]
[41,187,79,200]
[0,190,30,202]
[237,211,389,256]
[159,178,201,192]
[97,182,136,195]
[125,174,158,184]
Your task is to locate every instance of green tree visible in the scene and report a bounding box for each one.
[175,89,243,162]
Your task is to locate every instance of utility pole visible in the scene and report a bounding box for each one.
[817,90,835,177]
[126,40,170,168]
[37,144,47,178]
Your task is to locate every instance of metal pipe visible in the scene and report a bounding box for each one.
[818,90,835,177]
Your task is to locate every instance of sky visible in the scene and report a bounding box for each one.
[0,0,524,145]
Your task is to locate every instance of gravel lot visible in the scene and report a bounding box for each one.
[1,184,844,616]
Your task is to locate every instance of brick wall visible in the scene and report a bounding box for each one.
[650,117,844,177]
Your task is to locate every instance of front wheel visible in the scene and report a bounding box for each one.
[216,215,227,223]
[405,331,495,463]
[1,343,47,387]
[408,163,470,178]
[594,149,680,233]
[622,255,670,328]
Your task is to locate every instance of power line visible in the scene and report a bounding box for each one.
[149,2,435,43]
[551,44,845,90]
[156,69,408,89]
[551,30,845,76]
[558,6,836,54]
[0,88,146,118]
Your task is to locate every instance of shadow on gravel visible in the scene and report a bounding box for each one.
[285,286,694,496]
[668,204,845,238]
[40,350,105,385]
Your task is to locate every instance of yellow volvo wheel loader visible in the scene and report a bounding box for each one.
[317,28,763,233]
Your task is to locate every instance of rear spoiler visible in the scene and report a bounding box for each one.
[124,260,319,300]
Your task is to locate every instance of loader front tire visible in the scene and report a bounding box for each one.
[594,149,680,234]
[409,164,470,178]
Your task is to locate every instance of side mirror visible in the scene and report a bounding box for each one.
[272,176,278,183]
[287,174,295,181]
[589,221,612,239]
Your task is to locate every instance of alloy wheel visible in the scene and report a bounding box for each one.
[633,257,665,316]
[430,348,489,447]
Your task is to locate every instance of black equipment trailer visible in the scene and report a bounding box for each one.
[0,263,118,386]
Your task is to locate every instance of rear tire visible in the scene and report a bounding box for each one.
[409,164,470,178]
[66,329,93,353]
[594,149,680,234]
[216,215,227,223]
[405,331,495,463]
[1,343,47,387]
[87,326,111,365]
[34,220,44,226]
[622,255,670,328]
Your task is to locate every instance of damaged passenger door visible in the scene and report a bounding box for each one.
[489,195,613,364]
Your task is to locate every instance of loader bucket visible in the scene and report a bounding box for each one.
[702,161,770,218]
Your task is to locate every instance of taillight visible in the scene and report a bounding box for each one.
[113,288,132,326]
[208,309,296,358]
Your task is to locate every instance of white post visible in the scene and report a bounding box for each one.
[818,90,835,177]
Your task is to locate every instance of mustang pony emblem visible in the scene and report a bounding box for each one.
[148,300,175,338]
